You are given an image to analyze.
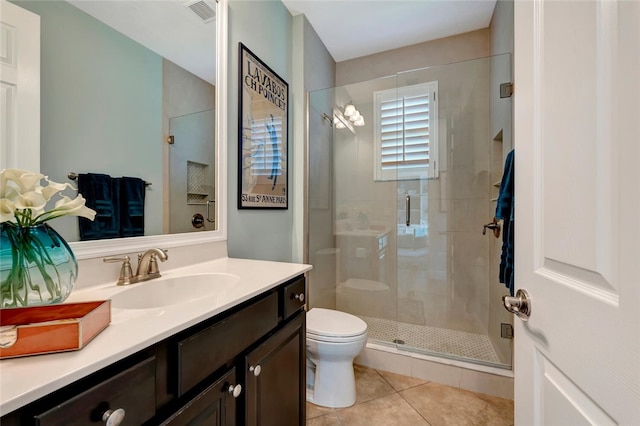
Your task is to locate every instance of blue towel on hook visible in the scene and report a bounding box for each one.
[119,177,146,237]
[77,173,121,241]
[495,150,514,296]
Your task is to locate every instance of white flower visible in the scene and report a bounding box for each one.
[0,168,96,226]
[14,191,47,212]
[0,199,17,223]
[41,195,96,222]
[0,169,45,196]
[41,180,74,202]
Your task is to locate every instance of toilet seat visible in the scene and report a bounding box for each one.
[307,308,368,342]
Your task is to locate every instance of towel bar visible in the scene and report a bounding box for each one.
[68,172,151,187]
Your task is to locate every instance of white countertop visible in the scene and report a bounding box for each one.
[0,257,312,416]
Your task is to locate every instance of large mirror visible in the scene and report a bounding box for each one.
[7,0,228,259]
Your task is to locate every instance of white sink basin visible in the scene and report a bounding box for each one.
[110,273,240,309]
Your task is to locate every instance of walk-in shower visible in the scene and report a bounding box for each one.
[307,54,513,370]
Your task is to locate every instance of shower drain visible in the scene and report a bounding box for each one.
[392,339,405,345]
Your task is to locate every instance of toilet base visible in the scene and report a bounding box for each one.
[306,359,357,408]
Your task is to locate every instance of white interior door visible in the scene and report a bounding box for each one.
[514,0,639,424]
[0,0,39,172]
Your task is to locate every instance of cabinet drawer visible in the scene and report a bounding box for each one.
[282,276,305,320]
[177,292,278,396]
[34,356,156,425]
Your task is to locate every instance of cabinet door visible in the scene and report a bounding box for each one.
[245,312,305,426]
[161,368,239,426]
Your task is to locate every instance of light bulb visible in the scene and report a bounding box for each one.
[344,104,356,117]
[335,121,346,129]
[349,111,361,122]
[354,117,365,127]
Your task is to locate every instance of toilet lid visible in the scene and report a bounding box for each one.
[307,308,368,338]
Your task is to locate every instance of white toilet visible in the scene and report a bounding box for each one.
[306,308,368,408]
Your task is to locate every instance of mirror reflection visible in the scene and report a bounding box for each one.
[10,0,218,242]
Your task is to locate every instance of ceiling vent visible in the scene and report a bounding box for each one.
[185,0,216,23]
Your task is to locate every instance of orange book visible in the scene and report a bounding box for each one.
[0,301,111,359]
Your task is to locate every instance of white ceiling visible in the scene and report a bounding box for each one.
[67,0,217,84]
[281,0,498,62]
[66,0,497,84]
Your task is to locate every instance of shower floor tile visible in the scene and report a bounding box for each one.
[358,316,502,364]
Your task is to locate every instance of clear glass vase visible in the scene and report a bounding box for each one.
[0,223,77,308]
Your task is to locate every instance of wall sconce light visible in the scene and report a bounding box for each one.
[333,108,354,134]
[342,102,365,127]
[344,104,357,117]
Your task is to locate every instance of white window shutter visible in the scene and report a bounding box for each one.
[374,82,438,181]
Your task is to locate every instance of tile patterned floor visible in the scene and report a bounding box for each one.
[307,365,514,426]
[359,316,503,365]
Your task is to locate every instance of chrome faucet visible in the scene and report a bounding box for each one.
[135,248,169,282]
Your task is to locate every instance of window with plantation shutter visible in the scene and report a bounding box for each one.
[373,81,438,181]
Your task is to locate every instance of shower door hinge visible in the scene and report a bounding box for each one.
[500,83,513,98]
[501,323,514,339]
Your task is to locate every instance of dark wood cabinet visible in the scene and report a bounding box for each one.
[245,312,305,426]
[160,368,238,426]
[2,275,306,426]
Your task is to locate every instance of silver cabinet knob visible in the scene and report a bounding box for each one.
[228,384,242,398]
[502,289,531,321]
[294,293,305,302]
[102,408,125,426]
[249,365,262,376]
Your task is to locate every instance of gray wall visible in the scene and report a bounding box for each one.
[226,0,295,261]
[14,0,163,242]
[299,16,337,308]
[336,28,490,86]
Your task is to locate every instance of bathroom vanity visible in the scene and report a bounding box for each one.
[0,258,310,425]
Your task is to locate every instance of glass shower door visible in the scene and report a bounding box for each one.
[391,55,513,368]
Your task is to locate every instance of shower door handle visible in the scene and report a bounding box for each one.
[502,289,532,321]
[206,200,215,223]
[406,195,411,226]
[483,219,501,238]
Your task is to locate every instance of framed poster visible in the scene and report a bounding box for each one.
[238,43,289,209]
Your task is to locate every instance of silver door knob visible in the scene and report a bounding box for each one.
[502,289,531,321]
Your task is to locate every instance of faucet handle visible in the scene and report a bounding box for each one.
[146,253,161,279]
[103,255,137,286]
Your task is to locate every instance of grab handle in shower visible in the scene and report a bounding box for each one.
[406,195,411,226]
[206,200,215,223]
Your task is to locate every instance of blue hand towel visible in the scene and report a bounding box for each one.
[119,177,145,237]
[77,173,121,241]
[495,150,514,296]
